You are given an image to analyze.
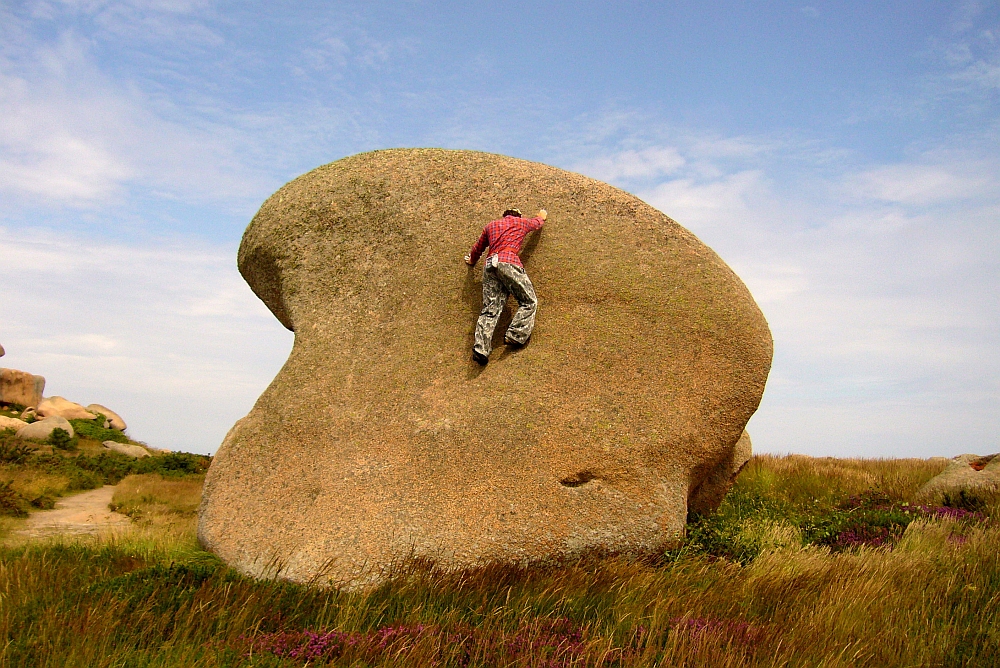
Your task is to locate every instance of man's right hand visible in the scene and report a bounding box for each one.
[464,255,474,266]
[537,209,547,221]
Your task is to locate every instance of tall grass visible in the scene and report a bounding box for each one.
[1,455,997,667]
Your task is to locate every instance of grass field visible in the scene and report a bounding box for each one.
[1,451,997,667]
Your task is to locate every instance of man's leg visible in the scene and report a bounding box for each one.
[473,266,508,360]
[499,263,537,345]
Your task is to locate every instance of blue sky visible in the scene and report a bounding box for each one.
[1,0,998,457]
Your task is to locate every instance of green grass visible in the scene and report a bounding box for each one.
[1,454,997,667]
[69,415,131,444]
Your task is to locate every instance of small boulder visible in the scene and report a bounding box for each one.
[86,404,127,431]
[0,368,45,408]
[37,396,96,421]
[102,441,151,459]
[916,454,1000,501]
[17,416,75,441]
[20,407,36,420]
[0,415,26,432]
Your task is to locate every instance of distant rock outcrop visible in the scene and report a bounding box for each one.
[87,404,127,431]
[916,454,1000,501]
[37,396,97,421]
[17,416,74,441]
[0,369,45,408]
[199,149,773,589]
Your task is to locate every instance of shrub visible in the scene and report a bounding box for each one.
[0,481,28,517]
[39,451,212,485]
[47,428,76,451]
[680,474,990,561]
[69,417,130,444]
[0,441,34,464]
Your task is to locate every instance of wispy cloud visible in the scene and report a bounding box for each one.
[0,32,268,209]
[571,147,684,182]
[848,158,996,206]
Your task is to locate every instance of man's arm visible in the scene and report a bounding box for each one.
[465,226,490,266]
[525,209,547,231]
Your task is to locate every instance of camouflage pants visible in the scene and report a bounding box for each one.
[474,259,538,357]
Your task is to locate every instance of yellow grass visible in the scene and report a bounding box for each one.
[0,469,75,509]
[110,473,204,538]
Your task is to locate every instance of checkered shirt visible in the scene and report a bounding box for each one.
[467,215,545,268]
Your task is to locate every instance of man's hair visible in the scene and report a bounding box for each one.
[502,208,522,218]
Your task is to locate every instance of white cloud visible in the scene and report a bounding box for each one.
[0,40,134,202]
[849,161,993,206]
[0,24,268,210]
[572,147,685,182]
[642,170,767,227]
[0,228,293,453]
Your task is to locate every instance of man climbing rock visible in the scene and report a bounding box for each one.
[464,207,547,365]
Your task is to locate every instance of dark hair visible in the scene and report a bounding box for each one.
[502,208,522,218]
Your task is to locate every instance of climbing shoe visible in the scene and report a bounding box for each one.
[472,351,489,365]
[504,336,526,348]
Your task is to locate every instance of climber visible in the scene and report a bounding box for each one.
[464,207,547,365]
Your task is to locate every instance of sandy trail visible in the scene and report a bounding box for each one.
[14,485,131,538]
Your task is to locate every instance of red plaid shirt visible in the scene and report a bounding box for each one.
[467,215,545,268]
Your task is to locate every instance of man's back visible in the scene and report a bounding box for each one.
[468,214,544,268]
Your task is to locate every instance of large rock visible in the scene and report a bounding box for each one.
[17,416,74,441]
[102,441,150,458]
[0,369,45,408]
[198,149,773,589]
[87,404,127,431]
[0,415,27,432]
[916,454,1000,501]
[37,396,96,421]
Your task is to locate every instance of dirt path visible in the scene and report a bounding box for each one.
[14,485,131,538]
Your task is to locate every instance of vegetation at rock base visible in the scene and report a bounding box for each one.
[69,414,131,444]
[0,430,210,518]
[1,454,998,667]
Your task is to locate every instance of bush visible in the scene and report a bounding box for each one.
[35,451,212,486]
[0,481,28,517]
[69,417,130,444]
[679,476,989,562]
[47,428,76,451]
[0,441,34,465]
